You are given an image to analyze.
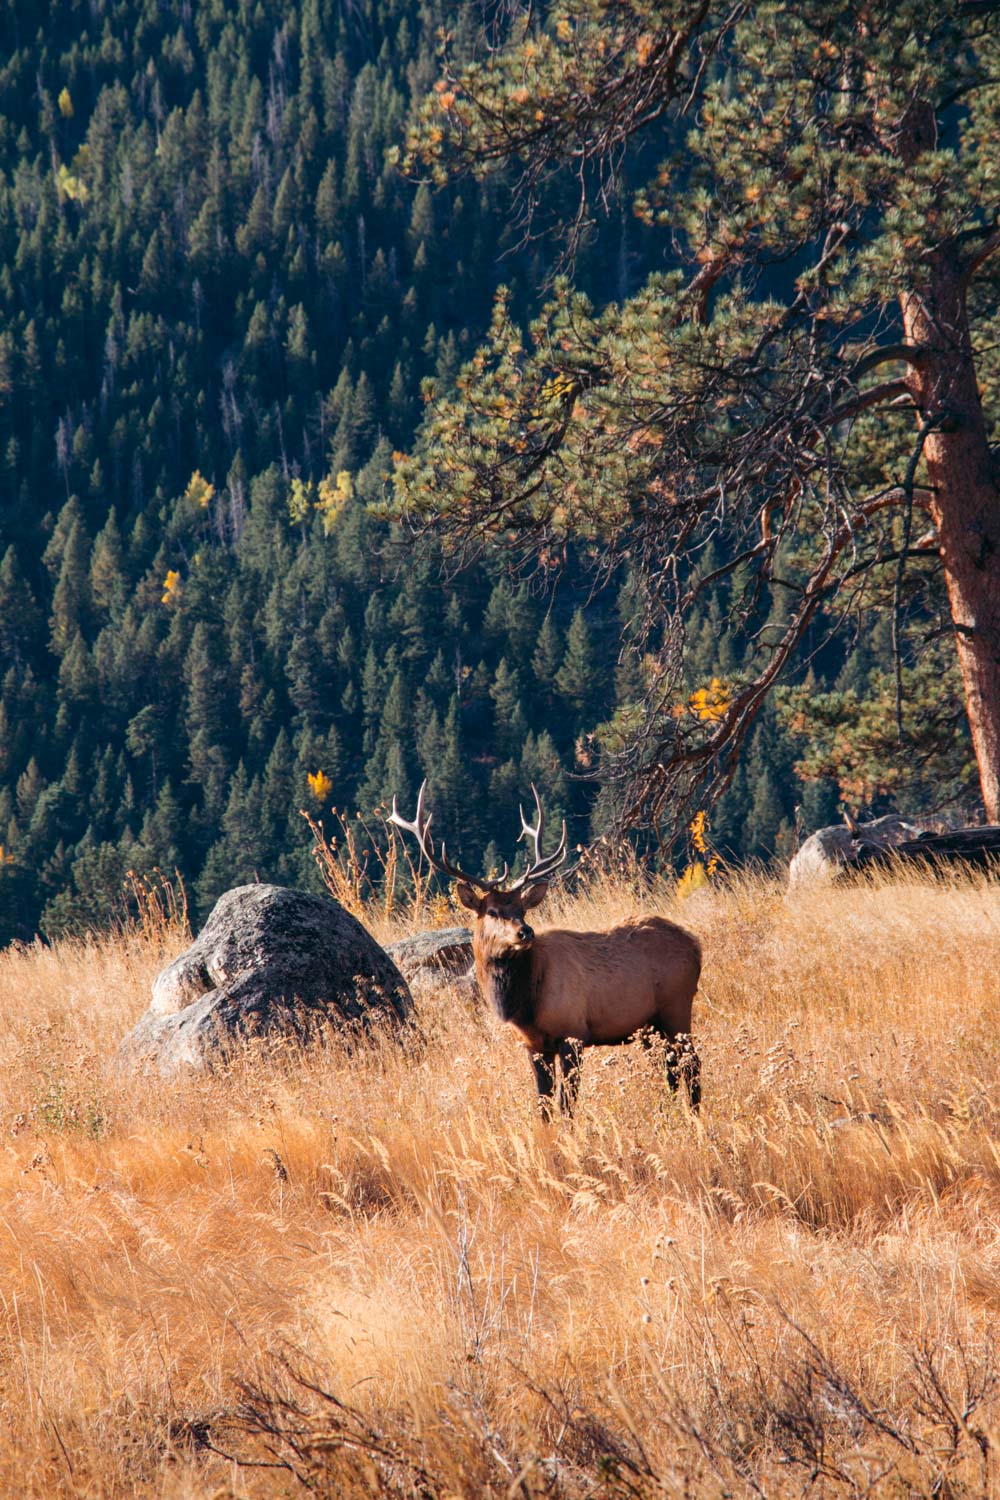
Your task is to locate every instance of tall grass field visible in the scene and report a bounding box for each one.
[1,870,999,1497]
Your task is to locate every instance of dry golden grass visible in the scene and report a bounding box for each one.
[1,869,1000,1497]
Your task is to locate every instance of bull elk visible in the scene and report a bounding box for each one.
[389,783,701,1118]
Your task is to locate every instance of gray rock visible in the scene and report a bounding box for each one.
[853,824,1000,874]
[787,815,929,889]
[386,927,474,982]
[119,884,412,1075]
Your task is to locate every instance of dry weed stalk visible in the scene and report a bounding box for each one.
[116,865,189,949]
[303,805,444,929]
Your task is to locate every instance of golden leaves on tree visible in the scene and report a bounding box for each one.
[184,471,215,509]
[307,770,334,804]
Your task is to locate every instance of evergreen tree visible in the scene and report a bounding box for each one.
[398,0,1000,825]
[555,608,599,720]
[489,658,527,760]
[89,511,127,618]
[48,518,92,656]
[532,615,562,704]
[0,547,41,667]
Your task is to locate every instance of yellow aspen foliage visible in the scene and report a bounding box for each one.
[687,677,731,722]
[676,861,708,898]
[0,845,15,866]
[686,812,720,884]
[315,470,353,533]
[55,163,88,202]
[184,471,215,508]
[288,476,315,524]
[161,570,181,604]
[307,770,334,803]
[58,88,74,119]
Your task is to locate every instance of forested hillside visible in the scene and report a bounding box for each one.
[0,0,979,943]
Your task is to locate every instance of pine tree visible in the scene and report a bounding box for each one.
[125,703,165,798]
[196,762,264,910]
[555,608,599,720]
[261,729,296,845]
[39,830,140,938]
[520,730,567,809]
[235,181,272,260]
[532,613,562,706]
[430,697,474,853]
[387,360,413,438]
[398,0,1000,824]
[184,623,232,821]
[408,183,434,254]
[89,510,127,617]
[56,631,98,710]
[273,167,298,241]
[740,717,794,860]
[316,160,341,237]
[285,303,313,390]
[48,518,92,657]
[0,547,41,668]
[489,658,527,760]
[139,777,184,871]
[287,629,328,732]
[349,371,377,464]
[743,764,786,863]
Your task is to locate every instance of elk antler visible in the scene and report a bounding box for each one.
[509,783,568,890]
[387,780,509,891]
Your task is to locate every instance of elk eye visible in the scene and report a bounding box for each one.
[487,907,498,918]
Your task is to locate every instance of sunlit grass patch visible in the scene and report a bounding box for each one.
[0,870,997,1494]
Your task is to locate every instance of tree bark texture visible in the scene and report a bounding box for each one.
[901,262,1000,820]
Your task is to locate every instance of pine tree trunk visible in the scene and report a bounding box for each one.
[901,262,1000,820]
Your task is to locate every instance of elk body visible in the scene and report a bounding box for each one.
[390,784,701,1118]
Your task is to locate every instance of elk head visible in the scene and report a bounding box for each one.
[388,781,568,956]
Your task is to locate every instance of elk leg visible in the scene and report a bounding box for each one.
[557,1040,582,1116]
[531,1050,558,1121]
[661,1032,680,1095]
[665,1031,701,1114]
[681,1037,701,1113]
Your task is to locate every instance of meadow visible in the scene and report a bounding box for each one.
[1,868,999,1498]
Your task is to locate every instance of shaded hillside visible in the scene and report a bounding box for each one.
[0,0,977,942]
[0,0,616,939]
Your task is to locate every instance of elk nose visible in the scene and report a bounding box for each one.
[517,924,534,944]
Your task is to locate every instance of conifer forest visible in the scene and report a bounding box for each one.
[1,0,996,944]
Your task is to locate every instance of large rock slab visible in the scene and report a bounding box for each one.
[386,927,475,1000]
[119,884,412,1075]
[386,927,473,981]
[852,825,1000,874]
[788,815,929,889]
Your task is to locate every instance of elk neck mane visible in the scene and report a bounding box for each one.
[475,934,536,1028]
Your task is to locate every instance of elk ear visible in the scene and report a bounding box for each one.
[454,882,482,912]
[521,881,550,911]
